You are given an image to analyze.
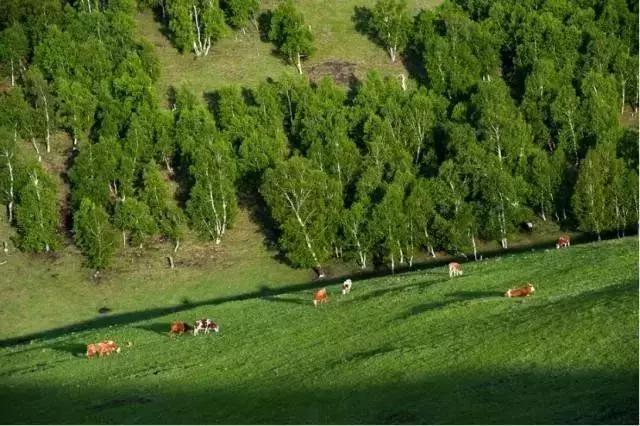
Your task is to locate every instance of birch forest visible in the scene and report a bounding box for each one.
[0,0,637,271]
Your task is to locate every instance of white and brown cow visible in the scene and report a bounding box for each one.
[193,318,219,336]
[448,262,463,278]
[86,340,121,359]
[341,279,353,295]
[504,283,536,298]
[556,235,571,249]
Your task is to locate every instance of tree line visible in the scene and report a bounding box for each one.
[0,0,637,273]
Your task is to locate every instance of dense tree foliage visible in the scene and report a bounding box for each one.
[0,0,636,273]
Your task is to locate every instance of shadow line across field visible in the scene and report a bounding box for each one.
[0,233,625,347]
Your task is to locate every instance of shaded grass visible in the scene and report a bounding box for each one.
[0,237,636,424]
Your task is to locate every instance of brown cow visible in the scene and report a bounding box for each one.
[556,235,571,249]
[504,283,536,298]
[313,288,328,307]
[169,321,192,335]
[448,262,463,278]
[86,340,121,359]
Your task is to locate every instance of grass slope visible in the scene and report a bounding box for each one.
[136,0,441,100]
[0,237,637,424]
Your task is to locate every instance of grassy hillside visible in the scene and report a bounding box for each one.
[135,0,441,100]
[0,237,636,424]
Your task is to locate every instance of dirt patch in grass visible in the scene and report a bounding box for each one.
[308,60,357,86]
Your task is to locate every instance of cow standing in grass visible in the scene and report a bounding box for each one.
[448,262,463,277]
[194,318,219,335]
[313,288,328,306]
[86,340,120,359]
[170,321,192,335]
[556,235,571,249]
[342,279,352,295]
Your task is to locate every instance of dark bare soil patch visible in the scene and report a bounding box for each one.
[308,60,357,86]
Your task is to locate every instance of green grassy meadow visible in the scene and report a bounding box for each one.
[0,237,637,424]
[136,0,441,101]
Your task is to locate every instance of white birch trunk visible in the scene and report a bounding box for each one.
[30,172,49,251]
[471,232,478,261]
[3,149,14,223]
[296,52,303,74]
[567,114,578,165]
[31,137,42,163]
[282,190,320,269]
[41,92,51,153]
[621,80,626,114]
[10,58,14,87]
[207,180,222,244]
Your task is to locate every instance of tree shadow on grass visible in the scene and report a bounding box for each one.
[352,6,376,43]
[257,11,272,42]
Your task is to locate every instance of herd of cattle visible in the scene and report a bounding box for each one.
[85,235,570,358]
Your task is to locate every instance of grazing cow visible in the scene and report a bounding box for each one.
[556,235,571,249]
[169,321,192,335]
[86,340,121,359]
[448,262,463,277]
[194,318,219,336]
[504,283,536,298]
[313,288,328,307]
[342,279,353,295]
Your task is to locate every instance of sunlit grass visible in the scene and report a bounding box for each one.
[0,237,636,423]
[135,0,442,102]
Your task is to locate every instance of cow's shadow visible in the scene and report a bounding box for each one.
[262,295,309,306]
[399,290,503,319]
[136,323,174,336]
[48,342,87,358]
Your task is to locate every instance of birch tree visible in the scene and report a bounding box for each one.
[268,0,315,74]
[370,0,411,63]
[261,156,336,269]
[168,0,226,56]
[0,127,18,224]
[371,176,410,272]
[471,79,534,173]
[26,67,54,154]
[15,166,59,252]
[186,137,237,244]
[141,161,186,251]
[476,163,524,249]
[0,23,29,87]
[572,145,610,240]
[113,198,157,249]
[405,178,439,258]
[74,198,118,270]
[55,78,97,148]
[342,198,375,269]
[551,84,583,165]
[221,0,259,33]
